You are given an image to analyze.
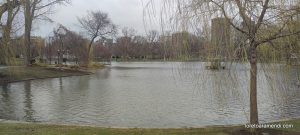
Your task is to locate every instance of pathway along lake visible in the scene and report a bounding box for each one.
[0,62,299,128]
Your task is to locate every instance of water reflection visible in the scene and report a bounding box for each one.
[0,62,299,128]
[23,81,35,122]
[59,78,63,91]
[0,84,12,120]
[1,84,10,102]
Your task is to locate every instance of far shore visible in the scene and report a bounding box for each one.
[0,66,95,84]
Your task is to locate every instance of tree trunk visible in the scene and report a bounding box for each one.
[2,16,12,65]
[86,36,96,65]
[24,0,33,66]
[250,46,258,124]
[88,42,93,63]
[1,0,19,65]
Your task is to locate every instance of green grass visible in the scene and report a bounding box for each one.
[0,119,299,135]
[0,123,236,135]
[271,119,300,132]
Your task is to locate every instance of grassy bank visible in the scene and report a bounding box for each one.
[0,119,299,135]
[0,66,92,84]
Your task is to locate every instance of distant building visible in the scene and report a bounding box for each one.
[211,17,231,58]
[171,31,200,58]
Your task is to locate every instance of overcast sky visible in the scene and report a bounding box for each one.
[33,0,160,37]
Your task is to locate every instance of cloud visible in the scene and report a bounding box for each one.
[34,0,160,37]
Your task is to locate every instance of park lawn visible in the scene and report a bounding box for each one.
[0,119,299,135]
[271,119,300,132]
[0,123,241,135]
[0,66,92,84]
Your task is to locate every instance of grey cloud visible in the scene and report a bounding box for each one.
[34,0,160,37]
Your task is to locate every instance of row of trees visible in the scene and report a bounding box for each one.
[45,24,207,65]
[75,11,205,63]
[0,0,70,65]
[41,12,300,66]
[96,28,205,61]
[3,0,297,66]
[45,16,300,66]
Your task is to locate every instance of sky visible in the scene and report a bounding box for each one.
[33,0,160,37]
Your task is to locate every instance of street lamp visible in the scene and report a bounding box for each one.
[57,49,61,65]
[57,26,67,66]
[64,49,70,65]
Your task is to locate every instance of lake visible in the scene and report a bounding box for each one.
[0,62,299,128]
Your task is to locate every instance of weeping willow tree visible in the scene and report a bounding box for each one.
[145,0,300,126]
[0,0,21,65]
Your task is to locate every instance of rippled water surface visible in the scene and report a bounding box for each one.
[0,62,299,128]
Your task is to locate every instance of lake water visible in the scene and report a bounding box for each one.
[0,62,299,128]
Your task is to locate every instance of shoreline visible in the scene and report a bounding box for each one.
[0,66,95,85]
[0,118,299,129]
[0,119,299,135]
[2,73,92,84]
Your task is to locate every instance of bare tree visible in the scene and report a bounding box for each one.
[0,0,20,65]
[122,27,136,38]
[49,25,89,65]
[78,10,117,64]
[147,30,159,44]
[117,27,136,59]
[146,30,159,58]
[147,0,300,125]
[22,0,70,65]
[0,0,20,19]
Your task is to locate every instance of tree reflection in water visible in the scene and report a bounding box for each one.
[23,81,35,122]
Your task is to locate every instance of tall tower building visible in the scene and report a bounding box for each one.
[211,17,231,58]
